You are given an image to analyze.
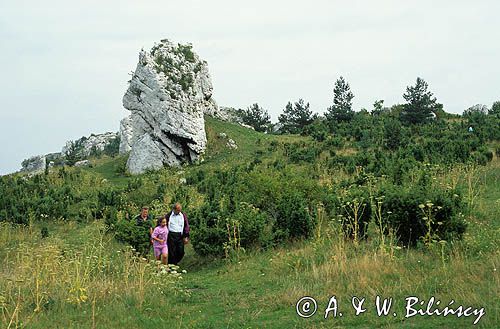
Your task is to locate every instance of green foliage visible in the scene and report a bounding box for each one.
[325,76,355,125]
[490,100,500,117]
[114,218,153,255]
[64,139,85,166]
[287,143,320,164]
[333,186,372,240]
[1,115,498,260]
[372,99,386,116]
[400,77,441,125]
[176,43,196,62]
[303,120,328,142]
[190,165,319,256]
[241,103,271,132]
[383,119,403,150]
[40,225,49,238]
[152,43,197,92]
[379,182,467,246]
[464,104,500,141]
[278,99,315,134]
[275,191,315,241]
[103,136,120,157]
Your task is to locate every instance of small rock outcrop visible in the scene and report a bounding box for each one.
[21,155,46,174]
[226,139,238,150]
[205,106,239,122]
[217,132,238,149]
[120,39,217,174]
[74,160,90,167]
[62,132,118,157]
[20,132,119,174]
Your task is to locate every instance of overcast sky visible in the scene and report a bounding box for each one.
[1,0,499,175]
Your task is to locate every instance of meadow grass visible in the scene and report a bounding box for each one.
[1,121,499,328]
[0,160,498,328]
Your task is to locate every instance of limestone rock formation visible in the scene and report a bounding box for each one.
[74,160,90,167]
[120,39,217,174]
[19,133,118,174]
[62,132,118,157]
[205,105,251,125]
[21,155,46,174]
[226,139,238,150]
[118,116,133,154]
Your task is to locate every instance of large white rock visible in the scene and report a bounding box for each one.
[120,39,218,174]
[126,134,165,174]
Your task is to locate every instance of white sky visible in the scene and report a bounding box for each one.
[1,0,499,174]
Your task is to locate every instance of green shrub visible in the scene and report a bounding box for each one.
[325,136,344,148]
[275,191,315,242]
[114,219,152,255]
[40,226,49,239]
[288,146,319,163]
[190,166,319,256]
[191,223,226,256]
[232,203,268,247]
[379,183,466,246]
[477,146,493,163]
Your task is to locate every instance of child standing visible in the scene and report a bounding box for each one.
[152,217,168,264]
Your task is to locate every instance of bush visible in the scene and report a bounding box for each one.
[379,183,466,246]
[40,226,49,239]
[114,219,152,255]
[189,166,319,256]
[191,224,226,256]
[288,146,320,164]
[325,136,344,148]
[477,146,493,163]
[275,191,315,242]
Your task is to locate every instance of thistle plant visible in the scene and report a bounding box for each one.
[341,197,367,246]
[418,200,443,247]
[374,196,386,253]
[223,218,241,259]
[315,202,325,241]
[465,164,480,212]
[66,259,88,306]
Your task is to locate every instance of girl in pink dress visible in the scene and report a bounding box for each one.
[152,217,169,264]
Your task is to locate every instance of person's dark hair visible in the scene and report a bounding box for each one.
[156,216,165,227]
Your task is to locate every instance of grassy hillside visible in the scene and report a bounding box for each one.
[1,117,499,328]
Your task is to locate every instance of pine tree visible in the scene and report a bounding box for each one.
[400,78,440,125]
[64,139,85,166]
[372,99,385,116]
[489,101,500,117]
[325,76,354,124]
[278,99,315,134]
[242,103,271,132]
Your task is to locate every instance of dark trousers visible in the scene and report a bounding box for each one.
[167,232,185,265]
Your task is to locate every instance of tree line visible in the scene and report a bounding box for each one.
[239,77,500,134]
